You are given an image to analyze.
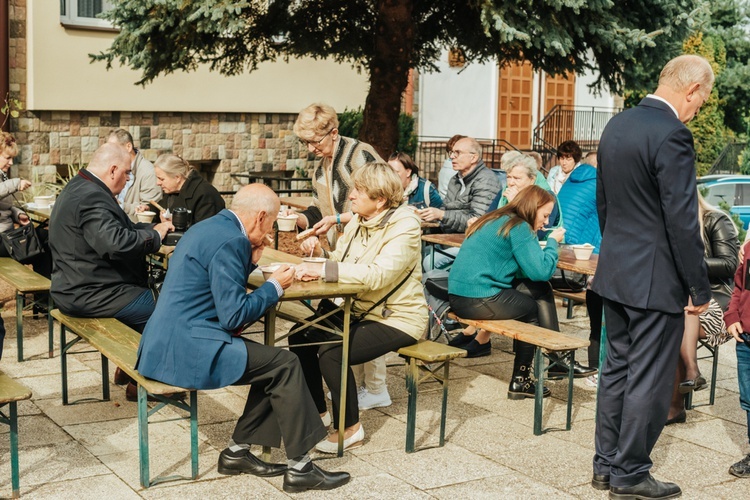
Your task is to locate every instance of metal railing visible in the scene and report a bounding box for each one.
[415,136,519,185]
[707,141,747,176]
[532,105,621,164]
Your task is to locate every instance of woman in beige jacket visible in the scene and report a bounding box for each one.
[291,162,428,453]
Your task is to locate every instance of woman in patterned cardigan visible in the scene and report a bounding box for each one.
[292,103,381,249]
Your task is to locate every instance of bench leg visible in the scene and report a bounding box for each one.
[61,324,69,406]
[439,361,450,447]
[710,344,719,405]
[101,355,110,401]
[190,391,199,479]
[47,295,54,358]
[566,299,574,319]
[404,356,418,453]
[138,384,151,488]
[15,292,23,362]
[566,351,575,431]
[533,347,544,436]
[9,401,20,498]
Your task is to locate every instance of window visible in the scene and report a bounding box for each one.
[705,183,737,208]
[60,0,115,30]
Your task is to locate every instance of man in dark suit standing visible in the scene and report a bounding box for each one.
[136,184,350,493]
[592,55,714,499]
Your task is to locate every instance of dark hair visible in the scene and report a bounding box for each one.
[557,140,582,163]
[466,185,554,239]
[446,134,466,153]
[388,151,419,176]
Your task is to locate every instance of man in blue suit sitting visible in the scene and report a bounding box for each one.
[136,183,350,493]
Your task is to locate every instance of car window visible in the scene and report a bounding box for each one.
[738,183,750,206]
[705,183,736,208]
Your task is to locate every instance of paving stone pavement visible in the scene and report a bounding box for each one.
[1,299,748,499]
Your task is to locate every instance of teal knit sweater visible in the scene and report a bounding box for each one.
[448,215,560,298]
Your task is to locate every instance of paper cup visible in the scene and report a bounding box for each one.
[137,211,156,223]
[277,214,299,231]
[571,244,594,260]
[34,195,55,208]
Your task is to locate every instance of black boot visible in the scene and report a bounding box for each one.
[508,365,551,400]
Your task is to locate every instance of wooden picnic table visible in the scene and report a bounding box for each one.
[249,247,369,456]
[280,196,314,210]
[557,247,598,275]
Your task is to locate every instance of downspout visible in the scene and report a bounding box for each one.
[0,0,10,132]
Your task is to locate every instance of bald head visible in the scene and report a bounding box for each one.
[87,142,132,195]
[231,184,280,217]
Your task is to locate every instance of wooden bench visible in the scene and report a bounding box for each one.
[267,301,467,452]
[0,258,53,362]
[397,340,466,452]
[449,313,589,435]
[553,289,587,319]
[51,309,197,488]
[0,370,32,498]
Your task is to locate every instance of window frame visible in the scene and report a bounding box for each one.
[60,0,117,31]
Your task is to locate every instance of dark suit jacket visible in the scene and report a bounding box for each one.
[593,97,712,314]
[135,210,280,389]
[49,170,162,317]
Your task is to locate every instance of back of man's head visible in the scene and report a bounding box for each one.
[658,54,715,98]
[107,128,135,147]
[88,142,131,177]
[232,184,279,217]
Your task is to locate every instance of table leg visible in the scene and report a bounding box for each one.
[262,308,277,462]
[15,291,23,362]
[337,297,352,457]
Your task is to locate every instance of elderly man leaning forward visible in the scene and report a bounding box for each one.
[49,142,173,398]
[135,184,350,493]
[107,128,162,222]
[419,136,501,270]
[593,54,713,499]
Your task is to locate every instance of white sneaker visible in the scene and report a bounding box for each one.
[315,425,365,454]
[358,388,392,410]
[320,411,331,427]
[585,374,599,387]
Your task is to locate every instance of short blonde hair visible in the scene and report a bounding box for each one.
[154,154,193,179]
[293,103,339,141]
[1,132,18,158]
[350,162,404,209]
[659,55,715,98]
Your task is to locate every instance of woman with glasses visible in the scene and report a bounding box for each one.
[292,103,381,250]
[388,152,443,208]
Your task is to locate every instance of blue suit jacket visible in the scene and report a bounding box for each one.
[593,97,711,313]
[135,210,281,389]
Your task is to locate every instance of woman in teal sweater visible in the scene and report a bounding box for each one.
[448,185,565,399]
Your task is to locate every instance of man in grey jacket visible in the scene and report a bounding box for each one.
[419,136,501,269]
[106,129,162,221]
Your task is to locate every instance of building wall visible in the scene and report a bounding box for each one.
[7,0,371,192]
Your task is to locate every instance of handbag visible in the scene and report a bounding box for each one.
[1,223,43,263]
[549,269,587,293]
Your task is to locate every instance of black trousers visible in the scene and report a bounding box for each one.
[231,339,327,459]
[594,299,684,488]
[289,320,416,429]
[449,279,559,373]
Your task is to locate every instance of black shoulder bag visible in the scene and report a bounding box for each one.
[0,182,43,263]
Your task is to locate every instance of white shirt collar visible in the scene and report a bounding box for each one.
[227,209,247,238]
[646,94,679,119]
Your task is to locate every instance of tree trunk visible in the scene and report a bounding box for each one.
[359,0,415,160]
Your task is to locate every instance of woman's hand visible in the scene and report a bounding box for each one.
[312,215,337,235]
[17,180,32,191]
[135,204,149,214]
[548,227,566,243]
[728,321,744,342]
[159,210,172,223]
[300,236,322,257]
[295,262,324,281]
[17,213,30,226]
[504,185,519,203]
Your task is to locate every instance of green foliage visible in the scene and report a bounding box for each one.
[1,92,22,129]
[740,144,750,174]
[718,200,746,241]
[337,108,417,157]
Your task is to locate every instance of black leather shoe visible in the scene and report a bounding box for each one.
[464,339,491,358]
[665,410,686,426]
[217,449,287,477]
[678,374,707,394]
[592,473,610,490]
[507,376,551,400]
[283,462,351,492]
[548,360,597,379]
[448,332,476,347]
[609,474,681,499]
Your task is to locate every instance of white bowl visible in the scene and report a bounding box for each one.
[571,244,594,260]
[34,195,55,208]
[277,214,299,232]
[259,263,294,280]
[136,211,156,223]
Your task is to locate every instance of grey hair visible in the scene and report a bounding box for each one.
[107,128,134,146]
[659,55,715,98]
[506,154,538,179]
[500,150,524,171]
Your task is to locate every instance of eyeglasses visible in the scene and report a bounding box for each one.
[448,150,473,159]
[300,129,334,148]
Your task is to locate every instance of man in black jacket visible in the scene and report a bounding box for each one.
[49,142,172,333]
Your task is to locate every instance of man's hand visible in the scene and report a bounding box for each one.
[418,207,444,222]
[728,321,744,342]
[684,296,709,316]
[17,213,30,226]
[17,179,32,191]
[153,221,174,241]
[270,264,295,289]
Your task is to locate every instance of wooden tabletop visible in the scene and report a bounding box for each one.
[251,248,367,300]
[557,248,598,275]
[421,233,466,248]
[421,221,441,229]
[280,196,314,210]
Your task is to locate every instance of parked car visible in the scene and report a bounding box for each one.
[700,175,750,229]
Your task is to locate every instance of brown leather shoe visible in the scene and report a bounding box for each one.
[125,382,185,402]
[114,367,133,386]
